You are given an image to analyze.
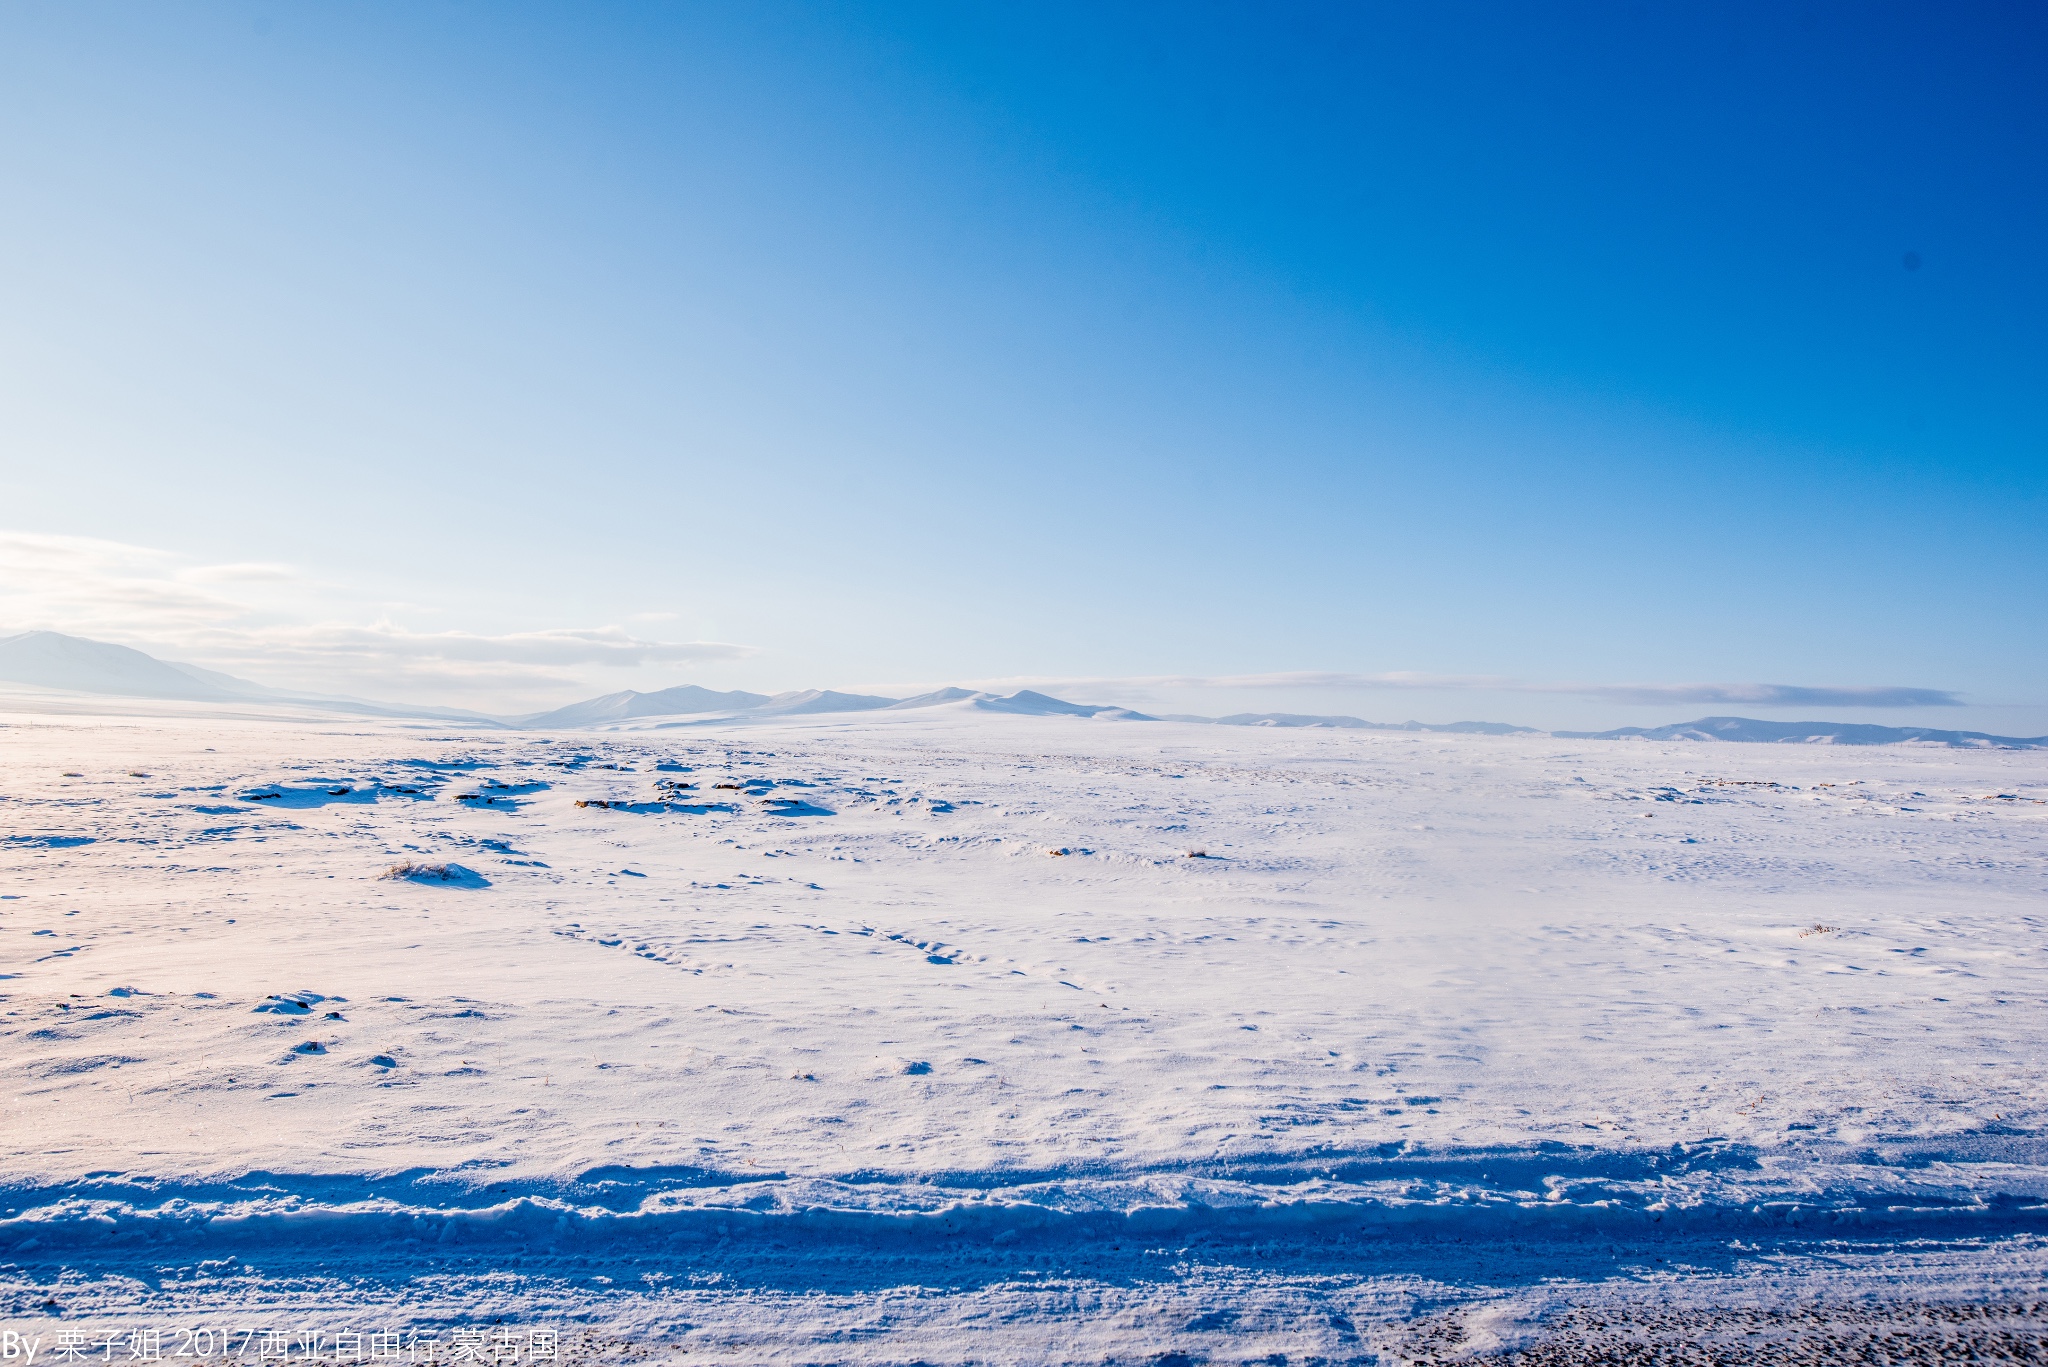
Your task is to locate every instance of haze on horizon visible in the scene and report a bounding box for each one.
[1,3,2042,732]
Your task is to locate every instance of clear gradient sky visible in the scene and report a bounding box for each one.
[1,2,2043,729]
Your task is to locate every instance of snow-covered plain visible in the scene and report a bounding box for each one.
[3,698,2045,1362]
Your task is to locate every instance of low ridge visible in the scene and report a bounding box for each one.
[1180,712,1540,735]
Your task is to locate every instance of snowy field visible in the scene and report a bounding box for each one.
[3,698,2046,1363]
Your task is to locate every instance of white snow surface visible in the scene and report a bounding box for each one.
[3,702,2045,1360]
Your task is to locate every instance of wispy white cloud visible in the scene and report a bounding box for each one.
[180,562,304,584]
[293,623,737,666]
[0,530,755,707]
[187,622,753,669]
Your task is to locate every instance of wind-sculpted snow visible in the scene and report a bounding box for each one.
[7,1142,2048,1253]
[1,705,2044,1359]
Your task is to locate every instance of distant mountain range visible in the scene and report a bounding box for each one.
[0,629,233,702]
[522,685,1153,728]
[1554,716,2048,748]
[2,631,2041,747]
[0,630,503,725]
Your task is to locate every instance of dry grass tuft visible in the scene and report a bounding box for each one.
[382,860,461,882]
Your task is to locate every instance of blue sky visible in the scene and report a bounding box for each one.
[1,2,2042,728]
